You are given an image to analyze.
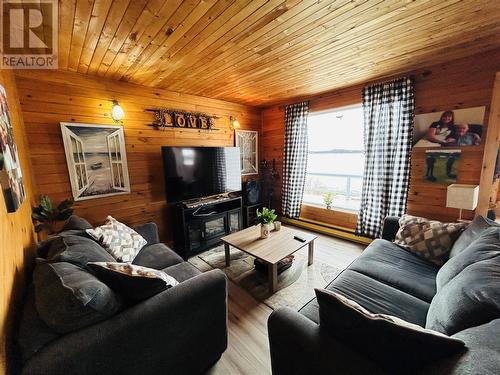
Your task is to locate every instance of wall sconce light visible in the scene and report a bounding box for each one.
[230,116,240,131]
[111,100,125,123]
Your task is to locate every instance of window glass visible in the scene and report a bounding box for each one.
[304,105,364,212]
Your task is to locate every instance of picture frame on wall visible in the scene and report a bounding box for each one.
[0,84,26,213]
[424,149,461,184]
[235,129,258,175]
[413,106,485,148]
[60,122,131,201]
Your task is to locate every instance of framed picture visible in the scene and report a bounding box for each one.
[424,149,461,184]
[235,130,258,175]
[61,122,131,201]
[413,106,485,148]
[0,84,26,212]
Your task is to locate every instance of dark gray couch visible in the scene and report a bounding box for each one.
[16,218,228,375]
[268,216,500,374]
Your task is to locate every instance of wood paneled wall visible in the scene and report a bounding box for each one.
[262,48,500,227]
[0,71,36,374]
[14,69,261,242]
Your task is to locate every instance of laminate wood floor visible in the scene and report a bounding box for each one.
[205,227,365,375]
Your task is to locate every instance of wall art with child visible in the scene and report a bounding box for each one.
[413,106,485,148]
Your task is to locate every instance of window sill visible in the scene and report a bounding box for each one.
[300,204,358,231]
[302,202,359,215]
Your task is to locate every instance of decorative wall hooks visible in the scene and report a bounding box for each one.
[146,108,219,131]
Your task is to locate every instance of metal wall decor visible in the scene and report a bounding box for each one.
[147,108,219,130]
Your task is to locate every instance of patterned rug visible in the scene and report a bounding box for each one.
[189,245,341,310]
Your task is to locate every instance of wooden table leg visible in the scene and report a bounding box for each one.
[268,263,278,294]
[224,243,230,267]
[308,240,314,266]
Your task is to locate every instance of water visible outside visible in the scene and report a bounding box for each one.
[303,105,365,212]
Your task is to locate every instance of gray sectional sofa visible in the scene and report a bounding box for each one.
[268,216,500,374]
[16,216,228,375]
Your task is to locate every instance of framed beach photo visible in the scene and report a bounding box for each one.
[235,129,258,175]
[60,122,131,201]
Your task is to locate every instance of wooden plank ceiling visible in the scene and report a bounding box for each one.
[54,0,500,106]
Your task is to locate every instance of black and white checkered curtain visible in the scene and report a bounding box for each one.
[282,101,309,218]
[356,77,415,238]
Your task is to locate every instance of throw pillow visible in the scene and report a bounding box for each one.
[394,214,467,265]
[315,288,465,374]
[86,216,147,262]
[46,235,116,269]
[33,262,123,334]
[449,215,500,258]
[436,227,500,290]
[426,255,500,335]
[87,262,179,303]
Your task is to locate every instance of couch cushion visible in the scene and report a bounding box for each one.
[437,227,500,291]
[162,262,202,283]
[46,235,115,269]
[300,269,430,326]
[449,216,500,258]
[17,286,59,363]
[349,239,439,302]
[316,288,465,374]
[61,215,93,231]
[426,256,500,335]
[394,215,467,265]
[133,243,183,270]
[133,222,160,245]
[33,262,123,334]
[420,318,500,375]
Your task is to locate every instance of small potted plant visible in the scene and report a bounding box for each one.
[323,192,334,210]
[32,195,74,235]
[256,207,277,239]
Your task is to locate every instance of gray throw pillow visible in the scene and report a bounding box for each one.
[426,256,500,335]
[33,262,123,334]
[46,235,116,269]
[315,288,465,374]
[436,227,500,291]
[88,262,178,303]
[449,216,500,258]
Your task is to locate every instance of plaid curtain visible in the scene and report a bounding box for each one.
[356,77,415,238]
[282,101,309,218]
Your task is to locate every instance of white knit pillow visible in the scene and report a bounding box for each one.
[87,216,147,262]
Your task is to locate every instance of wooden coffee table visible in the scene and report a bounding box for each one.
[221,225,317,293]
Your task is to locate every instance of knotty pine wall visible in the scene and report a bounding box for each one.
[14,70,261,242]
[262,48,500,228]
[0,71,36,374]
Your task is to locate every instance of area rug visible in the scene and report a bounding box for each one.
[189,245,341,310]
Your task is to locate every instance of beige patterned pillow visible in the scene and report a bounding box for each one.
[394,214,467,265]
[87,216,147,262]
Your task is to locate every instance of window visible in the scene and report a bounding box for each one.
[303,105,364,212]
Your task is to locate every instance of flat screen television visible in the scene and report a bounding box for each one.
[161,146,242,204]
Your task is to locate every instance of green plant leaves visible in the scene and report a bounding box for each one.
[256,207,277,224]
[32,195,75,234]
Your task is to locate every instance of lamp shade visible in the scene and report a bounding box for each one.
[111,101,124,122]
[446,184,479,210]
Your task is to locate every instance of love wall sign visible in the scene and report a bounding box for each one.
[147,108,219,131]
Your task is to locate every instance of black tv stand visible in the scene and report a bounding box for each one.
[172,196,242,260]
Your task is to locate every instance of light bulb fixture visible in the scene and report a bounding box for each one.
[111,100,125,123]
[230,116,240,130]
